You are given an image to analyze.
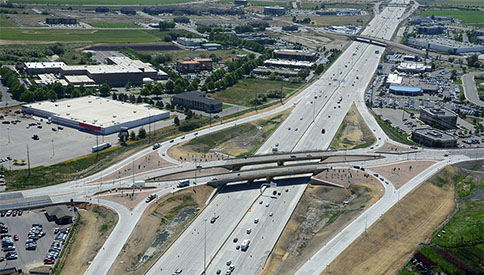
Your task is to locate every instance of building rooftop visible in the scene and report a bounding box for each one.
[413,128,456,141]
[23,96,169,128]
[411,37,483,49]
[264,59,314,67]
[397,62,431,72]
[387,73,403,85]
[274,49,316,57]
[61,56,158,75]
[35,73,68,86]
[389,85,421,93]
[25,62,66,70]
[421,106,457,117]
[64,75,95,84]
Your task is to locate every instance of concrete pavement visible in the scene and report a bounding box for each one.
[462,72,484,107]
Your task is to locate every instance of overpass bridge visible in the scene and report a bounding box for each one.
[340,34,426,55]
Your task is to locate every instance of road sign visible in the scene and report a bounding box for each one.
[270,182,277,188]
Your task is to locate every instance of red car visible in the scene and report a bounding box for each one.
[233,237,238,243]
[11,210,17,217]
[13,234,18,241]
[57,126,64,130]
[44,258,55,264]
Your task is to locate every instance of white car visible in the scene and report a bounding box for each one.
[246,228,251,234]
[254,218,259,224]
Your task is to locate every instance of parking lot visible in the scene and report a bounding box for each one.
[1,208,69,272]
[0,107,175,170]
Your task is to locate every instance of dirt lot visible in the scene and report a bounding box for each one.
[374,141,417,154]
[168,109,291,160]
[108,185,213,275]
[61,205,117,275]
[371,160,437,189]
[262,179,384,275]
[321,167,457,275]
[312,168,378,188]
[98,188,161,210]
[330,104,376,150]
[272,30,349,51]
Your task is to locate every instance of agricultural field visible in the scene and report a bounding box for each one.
[0,29,192,43]
[89,23,142,29]
[418,0,484,8]
[11,0,194,4]
[211,78,303,106]
[0,15,17,27]
[419,9,484,27]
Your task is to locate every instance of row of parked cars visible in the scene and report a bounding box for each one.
[0,209,23,217]
[44,228,69,264]
[1,232,18,261]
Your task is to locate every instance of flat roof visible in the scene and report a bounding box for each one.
[64,75,95,84]
[389,85,421,92]
[23,96,169,128]
[274,49,316,56]
[173,91,221,105]
[414,128,456,141]
[25,62,66,70]
[422,106,456,117]
[387,73,402,84]
[264,59,314,67]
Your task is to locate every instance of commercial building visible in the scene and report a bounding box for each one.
[171,91,222,113]
[407,37,484,54]
[24,62,66,74]
[282,25,298,31]
[389,85,422,96]
[202,43,222,50]
[264,59,314,68]
[35,74,68,86]
[176,57,213,73]
[412,128,457,148]
[45,17,77,25]
[417,25,445,35]
[253,66,299,77]
[22,96,170,135]
[274,49,317,61]
[173,16,190,23]
[176,37,207,47]
[420,106,457,130]
[45,205,73,225]
[264,6,285,16]
[234,0,248,5]
[396,62,431,73]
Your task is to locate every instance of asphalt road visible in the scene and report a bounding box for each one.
[462,72,484,107]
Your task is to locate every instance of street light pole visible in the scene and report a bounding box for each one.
[203,217,208,274]
[51,140,54,156]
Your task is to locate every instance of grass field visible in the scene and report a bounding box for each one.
[0,29,190,43]
[211,78,303,106]
[420,9,484,27]
[330,103,376,150]
[0,15,16,28]
[90,23,142,29]
[300,2,367,9]
[153,49,244,63]
[419,0,484,7]
[11,0,194,4]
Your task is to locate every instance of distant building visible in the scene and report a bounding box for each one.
[95,6,109,12]
[24,62,66,74]
[264,6,285,16]
[417,25,445,35]
[420,106,457,130]
[389,85,422,96]
[171,91,222,113]
[282,25,298,31]
[176,37,207,47]
[176,57,213,73]
[253,66,298,77]
[316,10,338,16]
[412,128,457,148]
[407,37,484,54]
[274,49,317,61]
[477,36,484,44]
[202,43,222,50]
[120,7,136,15]
[264,59,314,68]
[173,16,190,24]
[396,62,431,73]
[45,205,73,225]
[474,29,484,37]
[234,0,248,5]
[45,17,77,25]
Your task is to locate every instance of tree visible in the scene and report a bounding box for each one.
[112,92,118,100]
[130,130,136,141]
[125,81,132,91]
[174,84,184,94]
[174,115,180,126]
[138,127,146,139]
[466,54,479,68]
[159,21,175,31]
[99,83,111,97]
[47,89,57,101]
[165,80,174,93]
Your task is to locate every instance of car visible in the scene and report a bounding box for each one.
[236,245,240,250]
[295,128,298,131]
[170,139,174,143]
[3,246,15,252]
[6,252,17,260]
[0,210,5,217]
[13,234,18,241]
[233,237,238,243]
[259,201,263,205]
[229,265,235,271]
[37,125,42,129]
[216,270,221,274]
[321,129,325,134]
[44,258,54,264]
[272,190,277,196]
[254,218,259,224]
[246,228,251,234]
[269,212,273,217]
[52,128,57,132]
[12,210,16,217]
[181,136,185,139]
[194,132,198,136]
[210,217,216,223]
[226,260,232,266]
[32,134,39,140]
[152,144,160,150]
[265,203,270,207]
[0,256,4,262]
[57,126,64,130]
[6,210,12,216]
[287,127,291,130]
[17,210,22,216]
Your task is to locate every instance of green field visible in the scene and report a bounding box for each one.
[220,0,289,7]
[90,23,142,29]
[211,78,303,106]
[0,29,191,43]
[11,0,194,4]
[153,49,244,62]
[420,9,484,27]
[300,2,366,10]
[0,15,16,28]
[419,0,484,7]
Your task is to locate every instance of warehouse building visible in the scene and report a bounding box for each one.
[45,18,77,25]
[264,6,285,15]
[176,37,207,47]
[389,85,422,96]
[417,25,445,35]
[274,49,317,61]
[282,25,298,31]
[176,57,213,73]
[420,106,457,130]
[22,96,170,135]
[264,59,314,68]
[412,128,457,148]
[172,91,222,113]
[396,62,431,73]
[24,62,66,74]
[407,37,484,54]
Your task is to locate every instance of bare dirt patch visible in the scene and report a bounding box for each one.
[108,185,214,275]
[312,168,379,188]
[322,169,456,275]
[98,188,161,210]
[371,160,437,189]
[262,179,384,275]
[330,103,376,150]
[61,205,118,275]
[374,141,417,154]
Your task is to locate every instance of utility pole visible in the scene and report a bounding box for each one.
[51,140,54,156]
[148,111,151,144]
[132,158,135,185]
[27,144,31,177]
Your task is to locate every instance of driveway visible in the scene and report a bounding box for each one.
[462,72,484,107]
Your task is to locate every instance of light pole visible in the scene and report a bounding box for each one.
[7,127,10,143]
[51,140,54,156]
[203,217,207,274]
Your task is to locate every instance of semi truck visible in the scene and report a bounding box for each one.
[91,143,111,153]
[177,179,190,188]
